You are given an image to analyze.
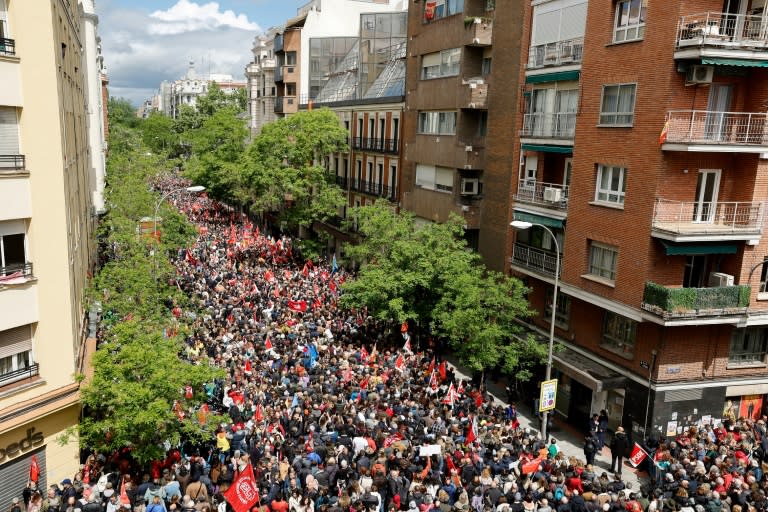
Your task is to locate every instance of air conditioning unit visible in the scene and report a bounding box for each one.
[686,65,714,84]
[543,187,562,203]
[708,272,734,288]
[465,145,473,152]
[461,178,479,196]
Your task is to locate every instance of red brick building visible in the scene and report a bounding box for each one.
[509,0,768,437]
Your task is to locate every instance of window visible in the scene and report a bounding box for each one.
[418,111,457,135]
[0,221,27,275]
[416,164,454,192]
[729,328,768,366]
[545,287,571,330]
[599,84,636,126]
[0,325,34,383]
[482,57,492,76]
[286,51,297,65]
[589,242,618,282]
[602,312,636,359]
[760,258,768,294]
[595,165,627,205]
[614,0,647,43]
[421,48,461,79]
[423,0,464,23]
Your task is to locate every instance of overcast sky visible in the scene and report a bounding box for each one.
[100,0,305,105]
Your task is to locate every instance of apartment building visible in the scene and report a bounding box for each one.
[400,0,509,254]
[509,0,768,437]
[246,30,278,136]
[159,63,246,119]
[305,11,407,255]
[0,0,101,499]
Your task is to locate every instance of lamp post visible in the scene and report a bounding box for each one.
[152,185,205,270]
[510,220,560,442]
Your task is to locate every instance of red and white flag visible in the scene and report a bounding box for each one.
[265,337,273,351]
[29,455,39,483]
[394,353,405,372]
[287,300,307,313]
[521,456,543,475]
[442,382,457,406]
[254,403,264,422]
[428,371,439,391]
[629,442,649,467]
[223,464,260,512]
[403,336,412,353]
[456,380,465,395]
[383,432,404,448]
[465,415,478,444]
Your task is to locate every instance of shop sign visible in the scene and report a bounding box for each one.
[0,428,44,463]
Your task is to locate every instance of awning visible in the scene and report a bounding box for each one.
[701,58,768,68]
[521,144,573,154]
[660,240,738,256]
[553,348,627,393]
[525,70,581,84]
[513,210,564,229]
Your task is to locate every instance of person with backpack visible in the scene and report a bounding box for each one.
[582,436,598,466]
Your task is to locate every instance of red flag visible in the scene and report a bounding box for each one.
[629,442,649,467]
[383,432,404,448]
[244,360,252,375]
[265,337,273,351]
[119,476,131,505]
[401,321,408,333]
[284,270,292,280]
[360,377,369,390]
[264,270,276,283]
[302,264,309,277]
[438,361,447,382]
[659,120,670,145]
[428,357,435,374]
[255,403,264,422]
[287,300,308,312]
[457,380,465,395]
[521,457,543,475]
[223,464,260,512]
[329,280,337,292]
[185,385,194,399]
[429,371,438,391]
[29,455,39,483]
[465,415,478,444]
[360,346,369,361]
[442,382,457,406]
[395,353,405,371]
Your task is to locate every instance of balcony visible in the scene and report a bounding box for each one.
[0,37,15,57]
[0,279,38,332]
[510,243,561,278]
[464,18,493,47]
[0,363,40,388]
[274,34,284,53]
[675,12,768,61]
[335,175,348,189]
[0,262,34,283]
[274,66,283,82]
[642,281,749,320]
[513,180,569,211]
[521,112,576,144]
[0,155,25,172]
[651,198,764,241]
[460,80,488,109]
[527,38,584,70]
[351,137,400,154]
[350,178,397,201]
[662,111,768,153]
[274,96,297,114]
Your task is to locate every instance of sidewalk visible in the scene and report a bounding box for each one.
[447,357,648,493]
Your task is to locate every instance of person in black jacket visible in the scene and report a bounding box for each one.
[609,427,630,476]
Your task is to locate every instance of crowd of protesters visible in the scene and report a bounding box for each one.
[14,177,768,512]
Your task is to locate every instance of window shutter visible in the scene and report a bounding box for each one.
[0,325,32,359]
[421,52,441,68]
[560,2,588,40]
[0,448,47,511]
[0,107,20,155]
[435,167,454,189]
[416,164,436,189]
[532,10,561,45]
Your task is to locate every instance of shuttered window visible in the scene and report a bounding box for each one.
[0,107,20,155]
[0,448,47,511]
[532,0,588,45]
[0,325,33,378]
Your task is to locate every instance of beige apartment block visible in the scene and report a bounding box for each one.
[0,0,101,500]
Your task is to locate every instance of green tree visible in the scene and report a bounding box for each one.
[341,202,544,376]
[141,112,177,155]
[173,104,203,134]
[243,109,348,227]
[196,82,247,116]
[108,97,140,128]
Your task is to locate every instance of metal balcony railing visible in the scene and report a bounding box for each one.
[350,137,399,154]
[0,363,40,387]
[510,243,561,277]
[677,12,768,50]
[652,198,764,235]
[527,37,584,69]
[350,179,397,200]
[642,281,750,319]
[0,155,26,171]
[0,37,15,56]
[335,175,348,188]
[521,112,576,139]
[513,180,569,209]
[665,111,768,146]
[0,262,34,282]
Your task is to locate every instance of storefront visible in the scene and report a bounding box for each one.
[724,383,768,422]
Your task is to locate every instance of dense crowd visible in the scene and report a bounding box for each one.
[13,178,768,512]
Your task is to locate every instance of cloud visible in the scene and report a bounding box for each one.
[100,0,261,106]
[148,0,260,35]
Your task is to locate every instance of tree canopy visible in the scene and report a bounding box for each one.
[340,202,545,376]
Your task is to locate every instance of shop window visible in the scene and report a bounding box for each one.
[729,327,768,366]
[601,312,635,359]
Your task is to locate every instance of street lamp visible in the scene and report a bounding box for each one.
[510,220,559,442]
[152,185,205,270]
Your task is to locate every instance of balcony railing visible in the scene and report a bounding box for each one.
[274,66,284,82]
[510,243,561,277]
[677,12,768,50]
[461,81,488,109]
[350,178,397,200]
[335,175,348,188]
[513,180,569,209]
[464,18,493,46]
[0,37,16,57]
[642,281,750,319]
[0,363,40,387]
[0,262,34,283]
[521,112,576,139]
[0,155,26,171]
[350,137,399,154]
[527,37,584,69]
[665,111,768,146]
[652,198,764,236]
